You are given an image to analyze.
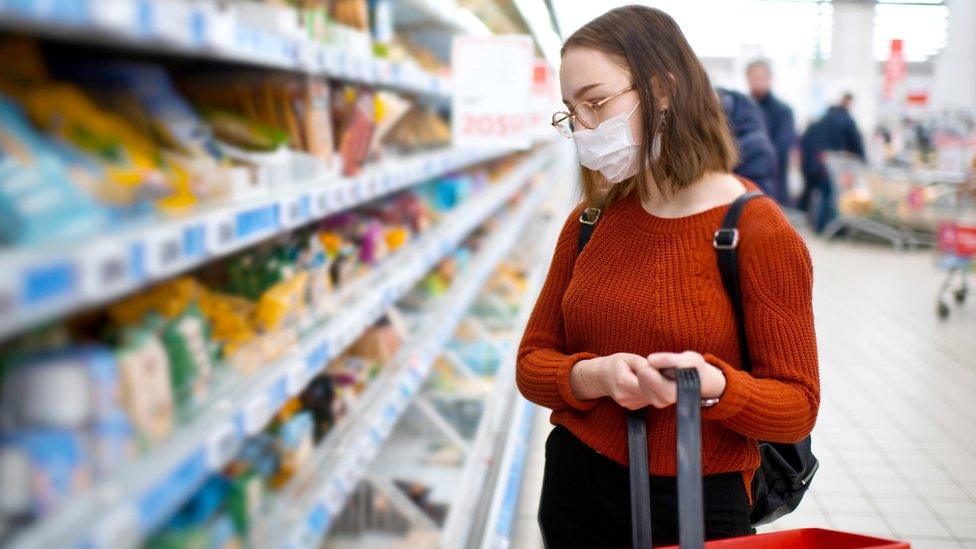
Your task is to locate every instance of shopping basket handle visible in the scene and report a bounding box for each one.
[676,368,705,549]
[628,408,653,549]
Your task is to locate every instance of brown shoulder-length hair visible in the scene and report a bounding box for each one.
[562,5,738,207]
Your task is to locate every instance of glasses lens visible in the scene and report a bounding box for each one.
[552,112,573,138]
[575,103,599,129]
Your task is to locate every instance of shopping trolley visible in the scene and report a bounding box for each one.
[936,223,974,319]
[933,169,976,319]
[823,153,921,249]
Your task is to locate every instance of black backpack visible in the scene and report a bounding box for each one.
[576,191,818,529]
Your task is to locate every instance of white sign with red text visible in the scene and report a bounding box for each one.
[452,35,534,149]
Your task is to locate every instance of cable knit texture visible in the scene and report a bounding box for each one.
[516,183,820,496]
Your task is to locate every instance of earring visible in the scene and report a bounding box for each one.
[651,109,667,161]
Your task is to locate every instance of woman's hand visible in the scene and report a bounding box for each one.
[646,351,727,400]
[571,353,672,410]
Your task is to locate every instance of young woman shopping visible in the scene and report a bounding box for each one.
[516,6,820,547]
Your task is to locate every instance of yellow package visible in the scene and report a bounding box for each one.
[255,271,309,331]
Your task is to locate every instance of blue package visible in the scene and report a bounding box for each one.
[166,476,230,529]
[0,429,91,518]
[1,345,127,431]
[51,61,222,161]
[208,512,239,549]
[0,94,108,245]
[448,340,500,376]
[237,434,279,478]
[89,411,135,479]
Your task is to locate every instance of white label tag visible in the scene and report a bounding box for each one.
[206,212,236,254]
[152,0,193,43]
[90,506,139,549]
[285,360,308,396]
[310,188,330,217]
[296,41,317,70]
[145,227,184,277]
[205,421,238,470]
[91,0,137,29]
[329,183,347,210]
[79,242,130,300]
[281,195,309,228]
[243,394,270,435]
[205,4,233,49]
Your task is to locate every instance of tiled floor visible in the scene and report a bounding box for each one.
[512,233,976,548]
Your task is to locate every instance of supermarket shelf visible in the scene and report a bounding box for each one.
[0,145,521,342]
[0,0,452,97]
[264,170,550,549]
[394,0,492,37]
[6,148,554,549]
[440,230,551,548]
[479,396,534,549]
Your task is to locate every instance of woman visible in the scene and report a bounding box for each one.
[516,6,820,547]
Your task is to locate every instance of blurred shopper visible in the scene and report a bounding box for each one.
[519,5,819,548]
[747,59,796,206]
[799,93,866,232]
[717,88,779,199]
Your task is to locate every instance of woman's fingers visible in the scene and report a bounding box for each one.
[634,363,676,407]
[647,351,704,369]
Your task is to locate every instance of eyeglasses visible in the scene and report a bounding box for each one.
[551,84,635,138]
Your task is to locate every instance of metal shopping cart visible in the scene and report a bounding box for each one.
[934,171,976,319]
[824,153,971,250]
[823,153,921,249]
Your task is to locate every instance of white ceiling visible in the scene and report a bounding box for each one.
[550,0,949,63]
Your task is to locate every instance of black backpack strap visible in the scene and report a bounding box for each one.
[714,191,764,372]
[578,207,601,254]
[576,205,653,548]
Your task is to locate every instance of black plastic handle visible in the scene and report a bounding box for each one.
[676,368,705,549]
[627,408,653,549]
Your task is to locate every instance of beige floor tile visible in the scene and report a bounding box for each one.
[927,499,976,520]
[871,496,936,518]
[829,513,892,536]
[945,517,976,540]
[892,516,954,538]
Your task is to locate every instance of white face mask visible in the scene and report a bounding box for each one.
[572,103,640,184]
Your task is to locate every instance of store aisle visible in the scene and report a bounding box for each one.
[512,233,976,549]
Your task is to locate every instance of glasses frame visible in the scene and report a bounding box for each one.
[552,84,636,137]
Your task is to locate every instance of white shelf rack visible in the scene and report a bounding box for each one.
[394,0,492,37]
[6,147,555,549]
[260,168,550,549]
[0,145,524,341]
[0,0,453,97]
[439,168,568,547]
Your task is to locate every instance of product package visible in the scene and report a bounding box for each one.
[115,327,177,448]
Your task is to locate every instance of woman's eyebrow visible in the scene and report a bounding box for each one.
[562,82,605,106]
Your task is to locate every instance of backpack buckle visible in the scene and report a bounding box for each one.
[713,228,739,250]
[580,207,602,225]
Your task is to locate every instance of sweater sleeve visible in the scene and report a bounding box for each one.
[701,210,820,443]
[516,204,600,412]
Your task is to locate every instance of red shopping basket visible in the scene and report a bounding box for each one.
[660,528,909,548]
[938,222,976,258]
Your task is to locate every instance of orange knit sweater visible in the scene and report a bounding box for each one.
[516,187,820,495]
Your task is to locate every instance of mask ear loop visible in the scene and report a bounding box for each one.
[651,109,667,161]
[625,101,641,119]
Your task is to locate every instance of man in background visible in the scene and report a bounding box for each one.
[747,59,796,206]
[799,93,866,232]
[717,88,778,198]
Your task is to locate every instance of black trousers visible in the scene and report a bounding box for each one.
[539,426,752,548]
